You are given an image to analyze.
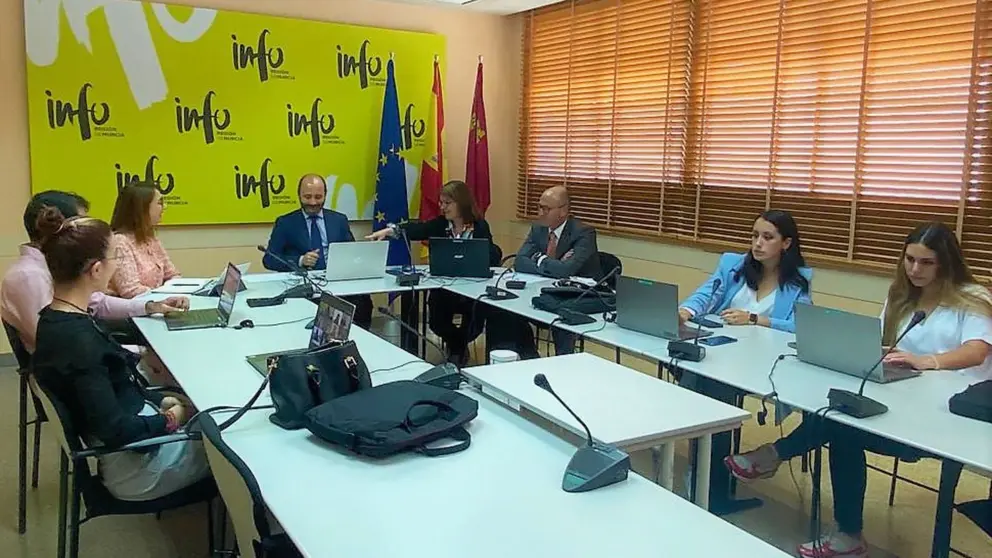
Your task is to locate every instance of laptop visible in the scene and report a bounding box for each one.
[165,263,242,331]
[428,238,493,278]
[794,303,922,384]
[322,241,389,282]
[245,292,356,375]
[192,262,250,296]
[615,276,713,341]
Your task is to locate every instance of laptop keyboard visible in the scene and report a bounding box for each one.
[177,310,220,327]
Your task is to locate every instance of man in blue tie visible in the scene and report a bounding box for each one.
[263,174,372,329]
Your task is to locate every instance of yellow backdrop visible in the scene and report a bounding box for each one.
[24,1,445,225]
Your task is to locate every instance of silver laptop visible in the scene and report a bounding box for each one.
[245,292,356,375]
[322,241,389,282]
[165,263,241,331]
[615,276,713,341]
[794,303,921,384]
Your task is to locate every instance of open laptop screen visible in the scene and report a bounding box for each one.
[309,293,357,348]
[217,263,242,321]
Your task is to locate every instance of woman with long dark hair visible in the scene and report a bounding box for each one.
[725,222,992,557]
[680,209,812,331]
[31,207,209,501]
[109,183,180,297]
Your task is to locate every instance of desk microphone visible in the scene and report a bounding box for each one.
[669,279,721,362]
[533,373,630,492]
[485,255,519,301]
[377,306,463,390]
[828,310,926,418]
[553,266,620,326]
[382,223,422,286]
[249,245,322,309]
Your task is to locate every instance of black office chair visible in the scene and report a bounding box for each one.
[958,498,992,539]
[200,414,302,558]
[27,374,217,558]
[598,251,622,289]
[3,320,43,535]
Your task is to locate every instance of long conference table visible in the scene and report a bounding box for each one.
[443,271,992,558]
[141,268,992,558]
[137,272,788,557]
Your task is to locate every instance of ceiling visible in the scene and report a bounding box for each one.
[386,0,563,15]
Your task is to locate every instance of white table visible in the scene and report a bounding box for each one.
[463,352,751,509]
[135,275,791,558]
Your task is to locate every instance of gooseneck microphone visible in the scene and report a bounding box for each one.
[485,255,519,301]
[689,278,724,329]
[377,306,463,390]
[532,373,630,493]
[555,266,621,326]
[534,373,593,446]
[828,310,926,418]
[250,245,323,309]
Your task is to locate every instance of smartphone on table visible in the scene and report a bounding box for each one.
[699,335,737,347]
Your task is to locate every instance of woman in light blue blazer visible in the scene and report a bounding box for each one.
[676,209,812,511]
[679,209,813,333]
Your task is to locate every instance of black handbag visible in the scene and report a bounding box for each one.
[268,340,372,430]
[304,380,478,458]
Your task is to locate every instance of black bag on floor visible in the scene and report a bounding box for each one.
[303,380,478,458]
[949,380,992,424]
[268,340,372,430]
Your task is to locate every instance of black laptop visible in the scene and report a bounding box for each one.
[164,263,241,331]
[428,238,493,278]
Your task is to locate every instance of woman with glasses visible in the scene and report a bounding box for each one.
[367,180,498,365]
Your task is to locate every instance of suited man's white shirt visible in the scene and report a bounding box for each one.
[536,220,568,267]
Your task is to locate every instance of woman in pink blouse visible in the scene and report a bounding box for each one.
[109,184,180,298]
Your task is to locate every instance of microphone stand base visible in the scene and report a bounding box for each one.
[557,308,597,326]
[827,388,888,418]
[563,443,631,493]
[485,286,519,301]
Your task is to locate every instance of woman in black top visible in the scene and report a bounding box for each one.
[31,206,209,501]
[368,180,498,365]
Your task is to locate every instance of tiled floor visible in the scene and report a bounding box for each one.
[0,329,989,557]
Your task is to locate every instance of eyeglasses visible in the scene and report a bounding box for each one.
[538,203,566,214]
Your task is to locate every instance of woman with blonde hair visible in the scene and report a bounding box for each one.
[109,183,180,297]
[724,221,992,558]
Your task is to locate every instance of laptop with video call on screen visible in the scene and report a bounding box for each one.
[322,241,389,282]
[615,276,713,341]
[793,303,921,384]
[245,292,356,376]
[165,263,242,331]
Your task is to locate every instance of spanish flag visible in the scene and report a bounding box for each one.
[417,57,446,258]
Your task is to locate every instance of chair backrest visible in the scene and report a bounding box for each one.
[199,414,271,558]
[3,320,32,372]
[27,373,85,454]
[598,252,622,289]
[490,242,504,267]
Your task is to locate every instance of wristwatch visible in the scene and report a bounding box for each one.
[748,312,758,325]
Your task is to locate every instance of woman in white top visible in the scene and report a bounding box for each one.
[724,221,992,558]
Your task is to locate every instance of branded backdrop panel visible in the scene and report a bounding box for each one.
[24,0,445,224]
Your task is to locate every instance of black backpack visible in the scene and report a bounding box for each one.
[303,381,479,458]
[949,380,992,424]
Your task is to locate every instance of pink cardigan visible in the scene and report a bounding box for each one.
[109,233,180,298]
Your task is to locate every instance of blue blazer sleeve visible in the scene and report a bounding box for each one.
[680,253,742,316]
[263,215,294,272]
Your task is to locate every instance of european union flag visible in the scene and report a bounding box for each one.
[372,58,411,268]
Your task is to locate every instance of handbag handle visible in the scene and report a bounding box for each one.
[415,426,471,457]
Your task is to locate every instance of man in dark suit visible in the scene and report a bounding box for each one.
[489,186,602,357]
[263,174,373,329]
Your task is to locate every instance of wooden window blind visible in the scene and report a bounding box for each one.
[518,0,992,275]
